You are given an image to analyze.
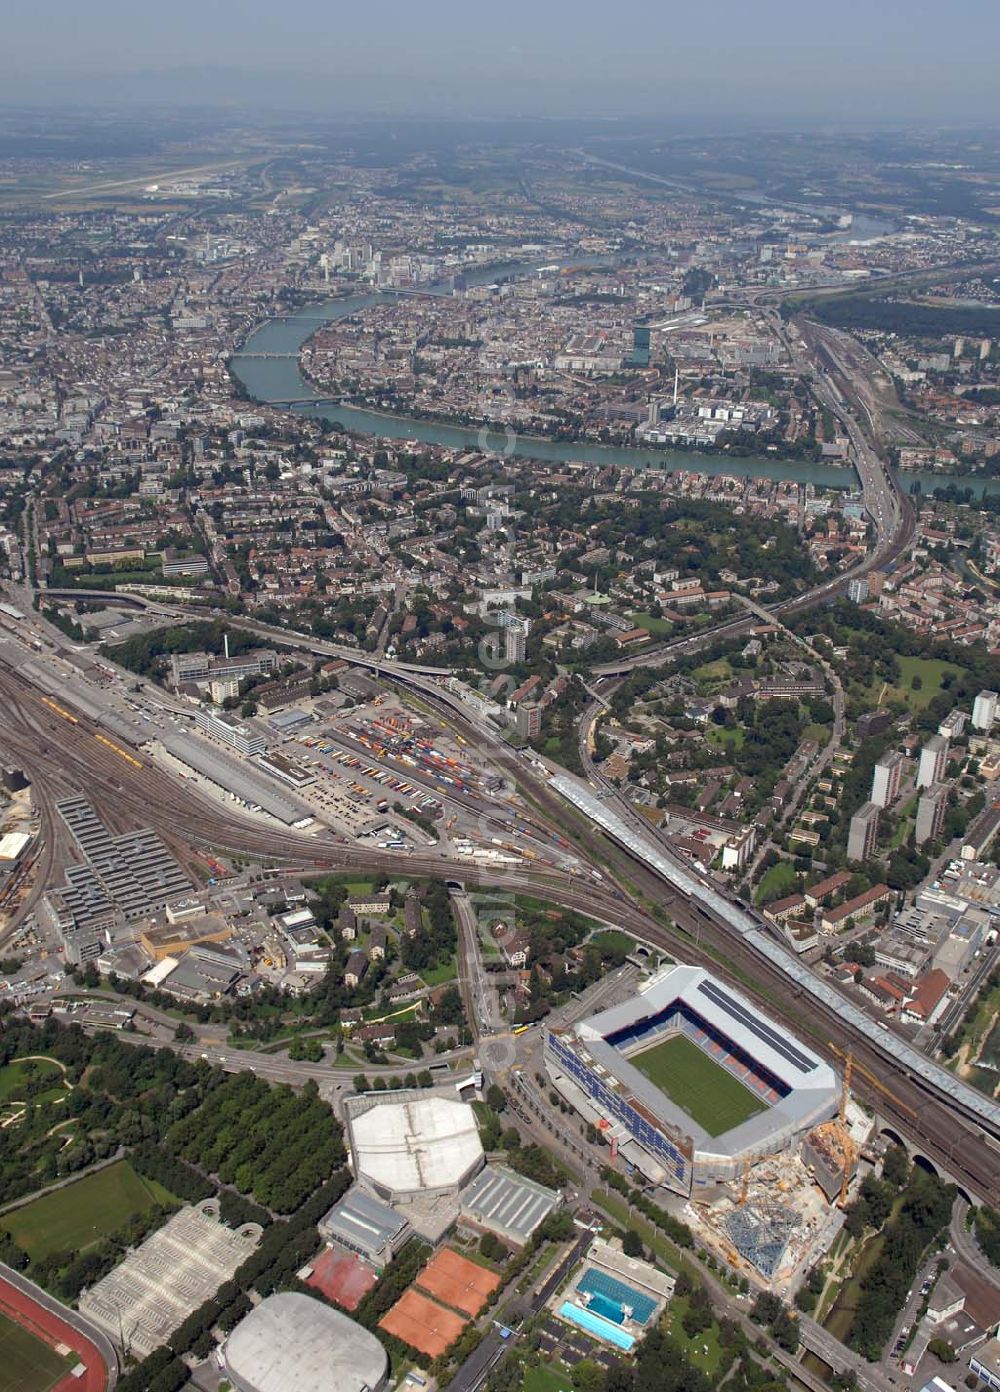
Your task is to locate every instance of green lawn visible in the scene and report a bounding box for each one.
[707,725,745,750]
[628,1034,766,1137]
[590,929,634,954]
[522,1364,574,1392]
[0,1161,175,1259]
[857,655,963,712]
[802,722,831,745]
[0,1061,65,1106]
[693,657,733,686]
[661,1296,730,1380]
[628,611,674,638]
[755,860,798,906]
[420,960,458,987]
[0,1312,74,1392]
[590,1190,688,1275]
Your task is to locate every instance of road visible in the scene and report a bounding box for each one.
[452,889,499,1038]
[48,987,477,1086]
[951,1198,1000,1289]
[5,653,1000,1202]
[448,1230,593,1392]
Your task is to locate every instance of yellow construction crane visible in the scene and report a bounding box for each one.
[739,1153,752,1206]
[840,1052,853,1124]
[839,1053,857,1207]
[827,1041,917,1119]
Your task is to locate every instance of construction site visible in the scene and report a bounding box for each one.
[681,1059,876,1293]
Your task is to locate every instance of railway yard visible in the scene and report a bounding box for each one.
[3,596,1000,1214]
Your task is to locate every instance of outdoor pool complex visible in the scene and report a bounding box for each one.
[576,1269,657,1325]
[558,1302,636,1351]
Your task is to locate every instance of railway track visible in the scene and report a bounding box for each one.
[2,661,999,1199]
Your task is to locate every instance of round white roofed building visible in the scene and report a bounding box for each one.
[224,1292,388,1392]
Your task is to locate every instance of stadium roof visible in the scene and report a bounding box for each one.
[567,963,838,1160]
[224,1292,387,1392]
[349,1095,483,1197]
[550,771,1000,1137]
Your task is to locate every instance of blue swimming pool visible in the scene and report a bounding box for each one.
[577,1268,657,1326]
[558,1302,636,1351]
[587,1292,626,1324]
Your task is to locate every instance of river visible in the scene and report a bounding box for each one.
[230,260,1000,499]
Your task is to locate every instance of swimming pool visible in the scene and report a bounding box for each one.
[558,1301,636,1351]
[576,1268,657,1325]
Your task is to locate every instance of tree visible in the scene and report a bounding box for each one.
[929,1338,956,1363]
[882,1144,911,1190]
[174,1022,195,1043]
[622,1229,644,1259]
[486,1084,508,1114]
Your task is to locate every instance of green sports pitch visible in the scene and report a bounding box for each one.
[629,1033,766,1137]
[0,1312,74,1392]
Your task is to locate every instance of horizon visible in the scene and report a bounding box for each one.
[3,0,999,122]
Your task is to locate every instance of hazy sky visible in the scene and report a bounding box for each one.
[3,0,999,121]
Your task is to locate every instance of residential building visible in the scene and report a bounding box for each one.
[515,702,542,738]
[871,752,906,808]
[803,870,851,909]
[847,802,880,862]
[963,802,1000,863]
[344,951,369,988]
[504,625,526,664]
[970,1335,1000,1390]
[917,735,949,789]
[820,883,892,933]
[973,690,999,732]
[915,783,949,847]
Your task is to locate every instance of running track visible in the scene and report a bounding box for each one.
[0,1274,113,1392]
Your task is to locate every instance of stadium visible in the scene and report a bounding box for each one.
[223,1292,388,1392]
[545,964,839,1196]
[344,1091,484,1203]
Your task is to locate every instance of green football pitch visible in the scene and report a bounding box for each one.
[0,1159,173,1260]
[0,1312,73,1392]
[629,1033,766,1137]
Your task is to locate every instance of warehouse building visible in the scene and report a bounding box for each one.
[162,733,312,826]
[39,798,192,963]
[459,1165,560,1248]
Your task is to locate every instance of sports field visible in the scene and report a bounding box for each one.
[629,1033,766,1137]
[0,1311,72,1392]
[0,1161,174,1260]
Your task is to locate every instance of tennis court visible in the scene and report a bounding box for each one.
[378,1289,467,1359]
[416,1248,501,1317]
[305,1247,377,1311]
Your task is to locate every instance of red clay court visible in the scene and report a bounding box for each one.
[378,1288,467,1359]
[304,1246,378,1311]
[416,1248,501,1317]
[0,1276,109,1392]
